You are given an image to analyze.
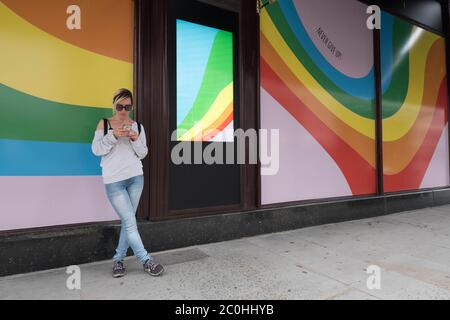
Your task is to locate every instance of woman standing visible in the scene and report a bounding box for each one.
[92,88,164,278]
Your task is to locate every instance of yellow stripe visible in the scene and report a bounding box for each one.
[0,2,132,108]
[383,28,441,141]
[179,83,234,141]
[261,10,436,142]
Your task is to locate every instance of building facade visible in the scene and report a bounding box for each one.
[1,0,450,276]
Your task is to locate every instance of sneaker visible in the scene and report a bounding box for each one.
[112,260,126,278]
[143,259,164,277]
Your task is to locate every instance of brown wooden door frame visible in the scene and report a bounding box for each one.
[135,0,260,221]
[135,0,170,220]
[240,0,260,211]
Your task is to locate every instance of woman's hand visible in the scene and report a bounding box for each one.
[113,128,131,139]
[129,129,139,142]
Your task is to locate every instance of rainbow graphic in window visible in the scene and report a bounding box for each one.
[176,19,234,142]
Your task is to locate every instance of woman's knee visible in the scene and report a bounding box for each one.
[122,216,138,232]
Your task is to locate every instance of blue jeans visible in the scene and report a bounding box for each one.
[105,175,152,264]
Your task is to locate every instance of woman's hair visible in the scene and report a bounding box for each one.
[112,88,134,114]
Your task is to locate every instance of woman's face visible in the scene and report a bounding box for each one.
[115,98,133,120]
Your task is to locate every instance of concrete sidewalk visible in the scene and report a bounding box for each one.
[1,206,450,300]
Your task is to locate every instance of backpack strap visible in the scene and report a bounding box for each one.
[103,119,108,136]
[137,122,142,135]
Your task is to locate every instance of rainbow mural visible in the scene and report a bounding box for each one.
[176,19,234,142]
[260,0,450,205]
[381,12,450,192]
[0,0,134,231]
[260,0,377,204]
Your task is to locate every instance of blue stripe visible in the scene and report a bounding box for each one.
[0,140,101,176]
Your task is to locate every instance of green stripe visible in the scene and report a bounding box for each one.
[382,17,412,118]
[0,84,130,143]
[177,30,233,136]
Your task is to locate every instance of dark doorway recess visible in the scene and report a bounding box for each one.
[168,0,241,212]
[135,0,259,221]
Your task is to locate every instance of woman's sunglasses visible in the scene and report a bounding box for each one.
[116,104,133,112]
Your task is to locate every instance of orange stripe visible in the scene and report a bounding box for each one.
[2,0,133,63]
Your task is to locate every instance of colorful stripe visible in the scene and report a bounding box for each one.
[0,84,111,144]
[0,139,101,176]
